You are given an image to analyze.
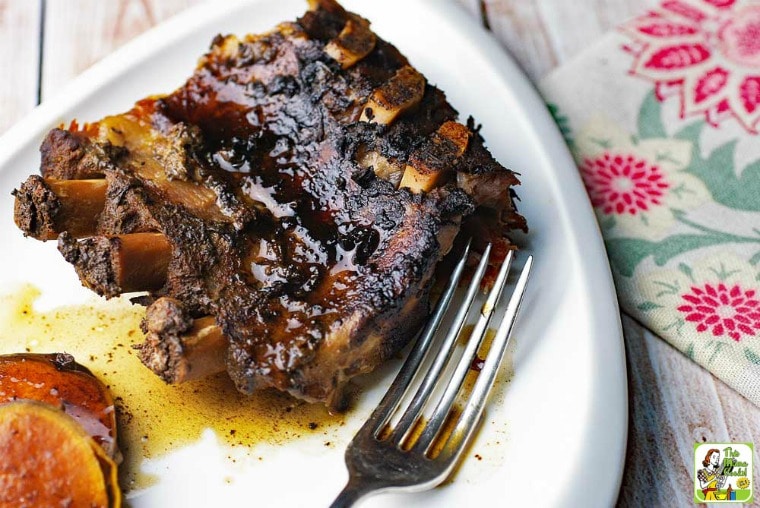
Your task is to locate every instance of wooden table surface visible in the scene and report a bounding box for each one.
[2,1,758,505]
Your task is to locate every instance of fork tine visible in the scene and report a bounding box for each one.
[332,253,534,508]
[439,255,533,466]
[391,243,492,446]
[363,239,473,434]
[412,249,514,454]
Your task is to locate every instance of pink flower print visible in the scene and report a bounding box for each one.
[719,7,760,67]
[623,0,760,133]
[678,283,760,341]
[580,152,670,215]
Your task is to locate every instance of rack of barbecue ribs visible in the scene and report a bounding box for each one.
[12,0,527,409]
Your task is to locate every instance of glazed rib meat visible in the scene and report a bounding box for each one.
[13,0,526,407]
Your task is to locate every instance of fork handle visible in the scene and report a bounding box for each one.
[329,479,376,508]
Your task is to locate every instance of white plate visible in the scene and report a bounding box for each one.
[0,0,627,506]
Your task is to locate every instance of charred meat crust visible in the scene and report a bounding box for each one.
[135,298,228,385]
[58,232,126,298]
[11,0,525,406]
[40,128,125,180]
[13,175,61,239]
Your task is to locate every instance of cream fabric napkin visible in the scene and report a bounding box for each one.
[539,0,760,405]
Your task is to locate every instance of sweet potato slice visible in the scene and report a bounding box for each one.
[0,400,117,508]
[0,353,117,458]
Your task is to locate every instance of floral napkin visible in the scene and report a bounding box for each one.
[539,0,760,405]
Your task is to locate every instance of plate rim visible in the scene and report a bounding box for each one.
[422,3,628,504]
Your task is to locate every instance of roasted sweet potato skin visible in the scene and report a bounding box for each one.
[0,352,117,457]
[0,354,121,507]
[0,400,114,508]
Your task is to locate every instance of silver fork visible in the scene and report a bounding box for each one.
[330,241,533,507]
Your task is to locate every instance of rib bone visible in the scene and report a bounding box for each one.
[58,233,171,297]
[136,298,227,384]
[13,177,107,240]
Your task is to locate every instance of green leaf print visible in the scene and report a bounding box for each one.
[547,102,574,149]
[605,238,655,277]
[745,348,760,365]
[637,301,662,311]
[732,159,760,210]
[599,215,616,231]
[678,262,695,282]
[637,91,667,140]
[593,90,760,279]
[673,121,703,144]
[663,317,685,336]
[709,342,728,365]
[606,231,760,277]
[652,279,680,297]
[675,121,760,211]
[650,234,735,265]
[708,262,740,281]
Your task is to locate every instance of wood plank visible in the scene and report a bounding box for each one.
[619,316,760,505]
[715,379,760,444]
[41,0,204,99]
[0,1,41,135]
[476,0,660,79]
[533,0,657,63]
[713,379,760,496]
[477,0,559,80]
[587,0,658,31]
[619,316,693,506]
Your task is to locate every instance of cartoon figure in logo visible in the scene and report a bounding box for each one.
[697,448,727,501]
